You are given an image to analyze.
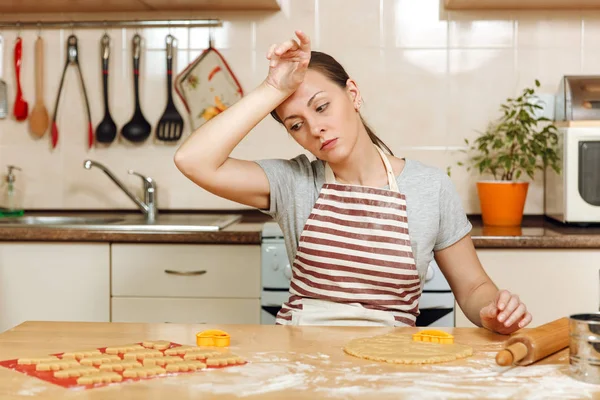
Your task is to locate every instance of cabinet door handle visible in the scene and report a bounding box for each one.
[164,269,207,276]
[164,321,206,324]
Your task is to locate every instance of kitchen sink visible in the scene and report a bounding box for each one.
[0,216,127,225]
[0,213,243,232]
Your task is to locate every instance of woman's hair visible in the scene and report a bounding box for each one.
[270,51,394,156]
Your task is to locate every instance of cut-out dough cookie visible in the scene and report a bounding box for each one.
[98,359,143,372]
[123,349,164,361]
[143,356,184,367]
[165,361,206,372]
[61,349,102,360]
[122,365,166,378]
[55,366,100,378]
[105,344,144,354]
[205,353,245,367]
[142,340,171,350]
[77,371,123,385]
[182,349,223,360]
[164,345,197,356]
[36,359,80,371]
[80,354,121,366]
[17,356,59,365]
[343,333,473,364]
[165,346,222,356]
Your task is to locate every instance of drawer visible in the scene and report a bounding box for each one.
[111,244,260,298]
[111,297,260,324]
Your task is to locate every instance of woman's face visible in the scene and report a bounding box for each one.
[275,69,362,163]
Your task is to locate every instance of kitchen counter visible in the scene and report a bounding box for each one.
[469,215,600,249]
[1,211,600,248]
[0,211,264,245]
[0,321,595,399]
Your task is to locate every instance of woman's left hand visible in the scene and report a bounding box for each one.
[479,290,532,335]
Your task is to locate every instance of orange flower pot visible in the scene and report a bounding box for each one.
[476,181,529,227]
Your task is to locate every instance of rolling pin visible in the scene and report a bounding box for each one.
[495,317,569,366]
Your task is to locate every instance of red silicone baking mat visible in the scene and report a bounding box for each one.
[0,342,246,390]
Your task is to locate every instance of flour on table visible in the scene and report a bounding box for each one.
[9,349,596,399]
[154,350,598,399]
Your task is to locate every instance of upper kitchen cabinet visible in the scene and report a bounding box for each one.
[445,0,600,9]
[0,0,281,13]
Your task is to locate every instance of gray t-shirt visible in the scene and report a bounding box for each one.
[255,155,472,285]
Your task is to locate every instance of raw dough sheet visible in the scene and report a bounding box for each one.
[344,333,473,364]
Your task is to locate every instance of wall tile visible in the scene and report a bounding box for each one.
[375,49,448,148]
[0,144,63,208]
[582,11,600,49]
[385,0,448,49]
[143,27,189,50]
[255,0,315,51]
[447,49,517,146]
[317,0,381,49]
[582,46,600,74]
[449,17,514,48]
[190,13,255,50]
[516,11,583,48]
[516,47,581,94]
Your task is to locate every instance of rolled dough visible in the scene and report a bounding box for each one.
[343,333,473,364]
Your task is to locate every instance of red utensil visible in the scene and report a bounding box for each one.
[13,37,28,121]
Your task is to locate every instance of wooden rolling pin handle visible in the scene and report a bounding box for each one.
[495,342,528,366]
[495,317,569,367]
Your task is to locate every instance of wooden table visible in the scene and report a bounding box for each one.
[0,322,598,399]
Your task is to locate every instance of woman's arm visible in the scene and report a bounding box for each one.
[174,82,288,210]
[434,235,532,334]
[174,30,311,210]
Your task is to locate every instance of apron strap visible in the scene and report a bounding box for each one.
[325,145,399,192]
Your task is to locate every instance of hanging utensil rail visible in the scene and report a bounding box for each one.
[0,19,222,29]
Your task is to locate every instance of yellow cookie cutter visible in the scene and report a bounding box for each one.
[196,330,230,347]
[412,329,454,344]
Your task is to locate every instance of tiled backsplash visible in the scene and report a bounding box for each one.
[0,0,592,213]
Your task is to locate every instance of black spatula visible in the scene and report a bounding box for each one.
[156,34,184,142]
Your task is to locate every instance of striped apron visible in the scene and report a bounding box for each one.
[276,146,422,327]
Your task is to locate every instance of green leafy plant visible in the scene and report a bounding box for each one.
[452,80,561,181]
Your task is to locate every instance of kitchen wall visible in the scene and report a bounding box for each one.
[0,0,591,213]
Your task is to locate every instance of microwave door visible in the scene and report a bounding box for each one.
[579,141,600,206]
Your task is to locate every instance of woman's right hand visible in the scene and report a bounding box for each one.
[265,30,311,95]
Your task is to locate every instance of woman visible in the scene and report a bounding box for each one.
[174,30,532,335]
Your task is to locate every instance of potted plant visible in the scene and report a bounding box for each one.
[453,80,562,227]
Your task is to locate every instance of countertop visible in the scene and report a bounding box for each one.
[1,211,600,248]
[0,321,595,399]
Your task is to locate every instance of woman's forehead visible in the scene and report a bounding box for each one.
[295,70,337,97]
[277,70,339,115]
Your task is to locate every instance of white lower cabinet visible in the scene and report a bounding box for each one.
[1,240,596,330]
[0,243,110,333]
[111,297,260,324]
[455,249,600,328]
[110,244,261,325]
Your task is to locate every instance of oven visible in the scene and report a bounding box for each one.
[260,222,455,327]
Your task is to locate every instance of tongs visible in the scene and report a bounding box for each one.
[51,34,93,149]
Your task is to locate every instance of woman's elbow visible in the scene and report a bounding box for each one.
[173,149,215,189]
[174,148,193,176]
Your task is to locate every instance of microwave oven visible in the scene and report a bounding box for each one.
[545,124,600,224]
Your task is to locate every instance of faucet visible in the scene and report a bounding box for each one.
[83,160,157,223]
